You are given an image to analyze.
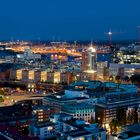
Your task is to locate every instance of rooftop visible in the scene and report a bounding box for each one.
[33,105,54,111]
[34,121,55,128]
[69,80,102,89]
[96,97,140,109]
[50,113,73,118]
[112,131,140,139]
[67,130,91,138]
[62,118,85,127]
[122,123,140,133]
[63,102,94,109]
[45,94,88,102]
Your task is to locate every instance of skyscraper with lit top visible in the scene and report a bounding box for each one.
[81,44,97,80]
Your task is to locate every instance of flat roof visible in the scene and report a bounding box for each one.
[34,121,55,128]
[63,102,94,109]
[68,130,91,138]
[70,81,102,89]
[33,105,54,110]
[117,131,140,139]
[45,95,88,101]
[96,97,140,109]
[62,118,84,127]
[122,123,140,132]
[51,113,73,118]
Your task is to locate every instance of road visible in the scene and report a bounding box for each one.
[0,93,46,106]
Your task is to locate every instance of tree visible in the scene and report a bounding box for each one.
[130,74,140,84]
[109,75,114,81]
[115,75,121,83]
[0,96,4,102]
[0,90,4,95]
[123,76,130,82]
[109,119,120,134]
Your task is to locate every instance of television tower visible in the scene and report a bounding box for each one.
[105,29,114,45]
[106,31,112,45]
[105,29,124,45]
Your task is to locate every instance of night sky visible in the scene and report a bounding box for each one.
[0,0,140,41]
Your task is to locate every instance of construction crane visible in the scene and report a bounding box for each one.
[105,29,124,45]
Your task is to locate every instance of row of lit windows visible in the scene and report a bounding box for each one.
[16,70,62,83]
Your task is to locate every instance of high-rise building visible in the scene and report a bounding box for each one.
[81,44,97,80]
[82,45,97,71]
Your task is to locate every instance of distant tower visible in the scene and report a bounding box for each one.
[105,30,113,46]
[108,31,112,45]
[105,29,124,45]
[81,43,97,72]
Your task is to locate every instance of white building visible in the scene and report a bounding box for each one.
[87,45,97,71]
[49,113,106,140]
[17,47,41,60]
[29,121,57,140]
[109,63,140,77]
[62,103,95,123]
[81,44,97,75]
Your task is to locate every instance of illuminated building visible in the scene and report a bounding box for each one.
[16,69,22,80]
[16,47,41,60]
[109,63,140,78]
[47,71,60,84]
[16,69,42,82]
[28,83,36,92]
[82,45,97,71]
[50,113,106,140]
[28,70,35,81]
[14,69,69,84]
[29,122,57,140]
[24,47,32,59]
[41,71,47,82]
[33,106,55,122]
[96,62,109,80]
[62,103,95,123]
[95,83,139,127]
[96,100,140,130]
[44,81,101,114]
[43,91,89,113]
[54,72,60,83]
[14,69,78,84]
[81,44,97,80]
[113,44,140,64]
[67,131,92,140]
[51,54,68,61]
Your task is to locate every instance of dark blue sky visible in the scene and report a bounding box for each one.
[0,0,140,41]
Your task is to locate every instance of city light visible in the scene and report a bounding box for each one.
[0,1,140,140]
[84,70,96,73]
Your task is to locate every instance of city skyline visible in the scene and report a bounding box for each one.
[0,1,140,139]
[0,0,140,40]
